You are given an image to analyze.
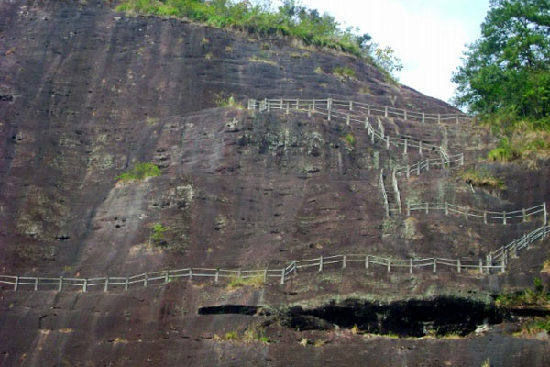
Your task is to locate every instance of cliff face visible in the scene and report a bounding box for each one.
[0,0,466,275]
[1,1,549,366]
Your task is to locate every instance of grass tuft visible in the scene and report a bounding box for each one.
[226,273,265,290]
[116,162,160,182]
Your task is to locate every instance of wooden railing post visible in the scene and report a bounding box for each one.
[280,268,285,285]
[433,258,437,273]
[419,141,423,156]
[83,278,88,293]
[58,276,63,292]
[503,211,507,225]
[384,106,388,117]
[387,259,391,273]
[500,259,506,273]
[483,211,488,224]
[421,112,425,124]
[327,98,332,121]
[409,259,413,274]
[264,269,268,282]
[403,110,407,120]
[457,259,461,273]
[342,255,347,269]
[478,259,483,274]
[144,272,148,287]
[346,114,350,126]
[403,139,408,155]
[104,277,109,292]
[125,277,129,291]
[215,270,219,283]
[365,255,369,269]
[522,208,527,223]
[407,203,411,217]
[319,256,323,272]
[437,114,441,124]
[445,202,449,216]
[349,101,353,111]
[14,276,18,291]
[164,271,170,284]
[34,277,39,291]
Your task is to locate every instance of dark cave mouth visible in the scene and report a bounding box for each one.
[199,297,510,338]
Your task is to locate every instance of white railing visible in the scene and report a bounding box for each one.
[405,202,547,226]
[249,97,451,160]
[249,98,471,124]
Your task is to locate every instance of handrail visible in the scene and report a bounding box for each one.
[2,226,547,292]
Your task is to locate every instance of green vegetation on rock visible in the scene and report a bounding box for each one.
[214,93,243,108]
[459,168,505,189]
[116,162,161,182]
[116,0,402,80]
[453,0,549,160]
[332,66,356,79]
[150,223,169,247]
[496,278,549,307]
[226,273,265,289]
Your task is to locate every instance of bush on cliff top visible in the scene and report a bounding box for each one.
[116,0,402,81]
[117,0,365,55]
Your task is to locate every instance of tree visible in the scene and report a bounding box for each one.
[452,0,549,120]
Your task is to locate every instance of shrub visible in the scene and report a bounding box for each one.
[150,223,169,247]
[116,162,161,182]
[496,278,549,307]
[459,169,504,189]
[224,331,238,340]
[332,66,356,79]
[343,133,356,147]
[214,94,243,109]
[116,0,376,59]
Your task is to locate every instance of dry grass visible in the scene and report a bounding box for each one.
[226,273,265,290]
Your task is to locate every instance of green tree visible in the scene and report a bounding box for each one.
[452,0,549,121]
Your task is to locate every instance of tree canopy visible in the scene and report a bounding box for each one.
[453,0,549,123]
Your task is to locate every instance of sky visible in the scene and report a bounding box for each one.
[285,0,491,104]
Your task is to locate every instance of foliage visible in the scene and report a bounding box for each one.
[118,0,367,55]
[496,278,550,307]
[214,93,243,108]
[116,0,401,78]
[459,168,505,189]
[343,132,356,147]
[224,331,238,340]
[521,317,550,334]
[243,327,269,344]
[116,162,161,182]
[150,223,169,246]
[372,46,403,81]
[452,0,549,157]
[226,273,265,289]
[332,66,356,79]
